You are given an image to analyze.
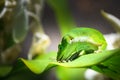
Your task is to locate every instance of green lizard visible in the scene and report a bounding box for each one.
[57,27,107,62]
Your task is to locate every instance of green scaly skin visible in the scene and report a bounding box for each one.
[57,27,107,62]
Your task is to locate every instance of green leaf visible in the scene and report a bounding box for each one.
[20,52,57,74]
[12,1,29,43]
[0,66,12,77]
[14,49,120,75]
[101,10,120,33]
[21,59,51,74]
[47,0,76,36]
[3,49,120,80]
[56,67,86,80]
[91,48,120,80]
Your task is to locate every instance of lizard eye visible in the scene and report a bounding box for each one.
[68,35,74,40]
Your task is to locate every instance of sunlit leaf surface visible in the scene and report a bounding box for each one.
[16,49,120,77]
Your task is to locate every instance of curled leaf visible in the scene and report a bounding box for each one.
[101,10,120,33]
[16,49,120,74]
[92,48,120,80]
